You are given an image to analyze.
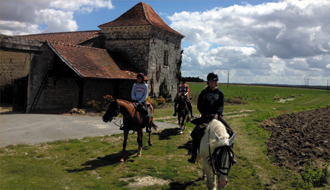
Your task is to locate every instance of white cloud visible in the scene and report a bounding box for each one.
[170,1,329,85]
[0,0,114,35]
[50,0,114,13]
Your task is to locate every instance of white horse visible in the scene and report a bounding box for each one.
[199,119,236,190]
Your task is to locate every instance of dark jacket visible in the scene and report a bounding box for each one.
[197,86,224,118]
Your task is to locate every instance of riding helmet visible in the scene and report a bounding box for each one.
[207,72,219,81]
[181,78,186,83]
[136,73,145,81]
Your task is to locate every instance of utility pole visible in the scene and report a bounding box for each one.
[304,78,309,86]
[227,70,230,87]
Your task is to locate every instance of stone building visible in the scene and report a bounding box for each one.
[0,2,184,112]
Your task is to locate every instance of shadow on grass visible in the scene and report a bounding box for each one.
[67,150,137,173]
[168,176,205,189]
[155,128,182,140]
[178,139,193,153]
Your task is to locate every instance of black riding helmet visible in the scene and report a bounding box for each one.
[181,78,186,83]
[207,72,219,81]
[137,73,145,82]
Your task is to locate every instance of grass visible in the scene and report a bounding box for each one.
[1,83,329,189]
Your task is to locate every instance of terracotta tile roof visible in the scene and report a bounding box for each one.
[17,30,100,45]
[98,2,184,37]
[48,42,143,80]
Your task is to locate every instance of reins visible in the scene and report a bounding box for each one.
[112,101,141,132]
[207,125,235,176]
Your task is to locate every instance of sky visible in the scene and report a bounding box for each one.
[0,0,329,86]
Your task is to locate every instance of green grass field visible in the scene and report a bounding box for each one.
[1,83,329,189]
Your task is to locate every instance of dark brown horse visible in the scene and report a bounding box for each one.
[102,96,157,162]
[176,96,189,134]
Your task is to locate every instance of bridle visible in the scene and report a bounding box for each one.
[109,101,140,131]
[178,96,188,112]
[207,127,235,176]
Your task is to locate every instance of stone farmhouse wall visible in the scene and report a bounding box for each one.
[0,51,31,86]
[100,25,182,100]
[148,27,182,99]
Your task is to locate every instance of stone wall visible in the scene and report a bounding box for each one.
[101,25,182,100]
[27,44,56,111]
[148,27,182,99]
[102,26,151,73]
[0,50,31,86]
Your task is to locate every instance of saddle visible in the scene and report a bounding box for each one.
[191,116,213,125]
[134,102,152,117]
[191,116,234,139]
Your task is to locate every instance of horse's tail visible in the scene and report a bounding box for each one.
[151,121,158,131]
[147,101,155,108]
[146,101,158,131]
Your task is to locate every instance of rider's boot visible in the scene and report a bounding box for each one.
[188,137,198,164]
[188,102,194,118]
[187,102,194,118]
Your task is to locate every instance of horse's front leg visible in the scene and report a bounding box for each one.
[136,129,143,157]
[203,159,216,190]
[147,117,152,146]
[178,115,184,134]
[148,128,152,146]
[121,129,129,162]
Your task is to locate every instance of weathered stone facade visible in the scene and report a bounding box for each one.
[0,51,31,86]
[100,25,182,99]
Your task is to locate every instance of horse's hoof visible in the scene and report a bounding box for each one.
[120,158,124,163]
[148,142,152,146]
[180,131,183,135]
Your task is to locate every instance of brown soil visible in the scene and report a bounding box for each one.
[259,106,330,172]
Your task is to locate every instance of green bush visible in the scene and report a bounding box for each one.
[159,78,171,99]
[225,96,248,104]
[292,161,330,189]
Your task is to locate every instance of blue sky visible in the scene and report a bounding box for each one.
[1,0,329,86]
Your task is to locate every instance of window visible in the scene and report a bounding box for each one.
[163,51,168,66]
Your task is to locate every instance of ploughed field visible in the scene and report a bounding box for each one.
[259,106,330,172]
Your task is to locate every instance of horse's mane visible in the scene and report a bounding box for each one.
[116,99,133,104]
[207,119,230,148]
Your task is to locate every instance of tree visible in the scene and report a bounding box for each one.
[176,50,183,81]
[159,78,171,99]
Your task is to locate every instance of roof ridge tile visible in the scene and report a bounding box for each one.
[49,41,106,51]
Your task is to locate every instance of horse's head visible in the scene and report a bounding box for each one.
[102,97,120,123]
[214,133,236,188]
[206,120,236,189]
[177,96,187,110]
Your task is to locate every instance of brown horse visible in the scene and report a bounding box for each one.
[176,96,189,134]
[102,96,157,162]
